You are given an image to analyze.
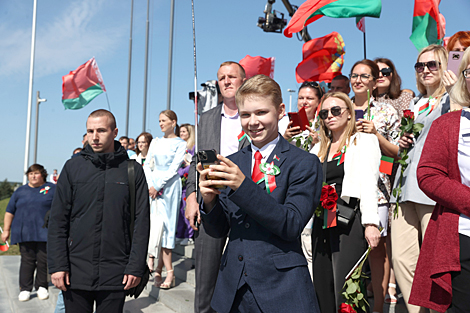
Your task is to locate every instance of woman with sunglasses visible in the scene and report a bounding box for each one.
[375,58,414,119]
[350,59,401,313]
[390,44,450,313]
[310,92,381,312]
[408,48,470,312]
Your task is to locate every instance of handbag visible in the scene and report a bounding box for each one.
[323,142,357,229]
[126,160,150,299]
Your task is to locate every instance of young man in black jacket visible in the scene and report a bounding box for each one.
[48,109,150,313]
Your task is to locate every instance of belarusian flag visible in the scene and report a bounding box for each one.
[239,55,275,79]
[62,57,106,110]
[0,241,9,252]
[379,155,394,175]
[356,17,365,33]
[409,0,446,51]
[295,31,346,83]
[284,0,382,38]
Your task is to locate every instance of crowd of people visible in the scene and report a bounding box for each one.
[1,30,470,313]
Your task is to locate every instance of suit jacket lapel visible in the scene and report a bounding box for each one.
[265,135,289,169]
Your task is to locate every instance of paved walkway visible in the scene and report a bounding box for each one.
[0,256,175,313]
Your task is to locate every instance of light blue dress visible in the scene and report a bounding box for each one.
[144,137,186,249]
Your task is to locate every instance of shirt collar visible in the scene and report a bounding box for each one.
[221,105,239,119]
[251,135,280,159]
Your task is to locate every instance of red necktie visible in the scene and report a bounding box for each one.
[252,150,264,183]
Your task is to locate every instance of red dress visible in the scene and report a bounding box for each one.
[410,111,470,312]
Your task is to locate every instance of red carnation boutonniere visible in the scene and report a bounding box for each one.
[392,109,424,217]
[315,183,338,229]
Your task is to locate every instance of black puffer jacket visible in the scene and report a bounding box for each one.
[48,142,150,291]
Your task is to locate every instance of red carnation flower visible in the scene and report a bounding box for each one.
[184,173,188,178]
[338,303,356,313]
[320,185,338,210]
[403,109,414,120]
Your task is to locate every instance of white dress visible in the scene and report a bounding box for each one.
[144,137,186,250]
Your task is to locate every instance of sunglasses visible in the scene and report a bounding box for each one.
[414,61,440,73]
[319,106,348,120]
[380,67,392,77]
[300,81,324,97]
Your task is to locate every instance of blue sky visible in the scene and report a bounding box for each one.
[0,0,468,182]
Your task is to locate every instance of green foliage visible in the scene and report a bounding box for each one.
[0,179,13,200]
[341,248,370,312]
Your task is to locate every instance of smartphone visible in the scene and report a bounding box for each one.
[288,106,309,131]
[355,109,364,121]
[448,51,464,75]
[197,149,226,189]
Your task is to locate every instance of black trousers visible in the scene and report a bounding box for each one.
[19,242,48,291]
[63,289,126,313]
[194,222,226,313]
[312,212,369,313]
[450,234,470,313]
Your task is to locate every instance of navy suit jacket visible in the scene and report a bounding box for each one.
[201,136,322,313]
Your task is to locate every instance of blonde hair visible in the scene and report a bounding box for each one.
[317,92,357,162]
[450,48,470,107]
[180,123,195,150]
[415,44,448,103]
[235,74,282,108]
[219,61,246,79]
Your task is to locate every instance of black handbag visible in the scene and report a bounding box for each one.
[323,143,357,229]
[126,160,150,298]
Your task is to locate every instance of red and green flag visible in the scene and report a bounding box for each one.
[296,31,346,83]
[284,0,382,38]
[410,0,446,51]
[379,155,394,175]
[62,57,106,110]
[239,55,275,79]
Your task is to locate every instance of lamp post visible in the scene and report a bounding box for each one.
[33,91,47,164]
[287,89,296,112]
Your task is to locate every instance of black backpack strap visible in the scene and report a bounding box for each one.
[128,160,136,243]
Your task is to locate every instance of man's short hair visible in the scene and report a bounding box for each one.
[235,74,282,108]
[88,109,116,130]
[119,136,129,143]
[219,61,246,80]
[332,74,350,83]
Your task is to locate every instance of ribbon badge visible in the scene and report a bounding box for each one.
[258,162,280,194]
[332,145,347,166]
[39,186,50,195]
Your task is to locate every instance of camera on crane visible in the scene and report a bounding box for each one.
[257,0,287,33]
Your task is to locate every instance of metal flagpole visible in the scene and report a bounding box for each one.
[166,0,175,110]
[142,0,150,132]
[191,0,198,184]
[125,0,134,136]
[363,31,367,59]
[23,0,38,185]
[33,91,46,164]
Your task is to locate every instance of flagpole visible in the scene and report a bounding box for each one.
[23,0,38,185]
[125,0,134,136]
[142,0,150,132]
[191,0,198,187]
[166,0,175,110]
[363,30,367,59]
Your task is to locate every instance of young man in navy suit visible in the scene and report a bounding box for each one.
[198,75,322,313]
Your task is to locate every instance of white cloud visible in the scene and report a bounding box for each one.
[0,0,126,79]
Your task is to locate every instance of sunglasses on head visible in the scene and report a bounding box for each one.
[380,67,392,77]
[319,106,348,120]
[414,61,441,73]
[300,81,324,96]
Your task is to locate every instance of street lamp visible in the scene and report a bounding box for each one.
[287,89,296,112]
[33,91,46,164]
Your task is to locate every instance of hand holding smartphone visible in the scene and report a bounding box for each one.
[197,149,226,189]
[288,107,309,131]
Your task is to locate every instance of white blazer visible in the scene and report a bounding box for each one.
[310,132,380,226]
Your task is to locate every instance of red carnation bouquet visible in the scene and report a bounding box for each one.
[314,183,338,217]
[392,110,423,217]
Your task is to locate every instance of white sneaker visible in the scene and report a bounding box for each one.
[37,287,49,300]
[18,290,31,302]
